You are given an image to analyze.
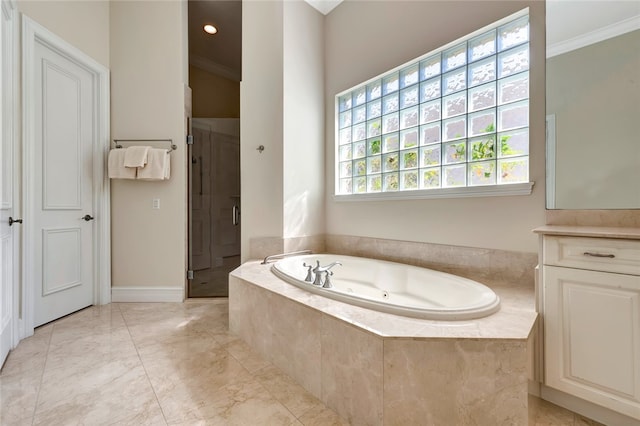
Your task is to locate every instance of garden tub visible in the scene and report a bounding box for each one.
[271,254,500,320]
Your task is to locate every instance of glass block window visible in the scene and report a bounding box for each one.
[336,12,530,195]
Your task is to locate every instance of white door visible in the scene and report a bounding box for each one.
[0,0,16,367]
[26,21,97,327]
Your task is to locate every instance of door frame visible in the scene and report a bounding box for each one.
[1,0,18,356]
[545,114,556,209]
[21,16,110,337]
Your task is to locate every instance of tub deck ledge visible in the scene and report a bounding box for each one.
[230,259,537,340]
[230,259,538,425]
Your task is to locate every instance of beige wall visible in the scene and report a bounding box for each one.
[241,0,325,260]
[324,1,546,254]
[190,65,240,118]
[18,0,110,67]
[547,30,640,209]
[283,0,325,239]
[240,0,285,260]
[110,0,188,289]
[16,1,188,295]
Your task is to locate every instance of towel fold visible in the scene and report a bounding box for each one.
[123,146,150,168]
[108,149,137,179]
[137,148,170,180]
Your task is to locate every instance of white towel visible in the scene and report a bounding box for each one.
[108,149,137,179]
[137,148,170,180]
[123,146,150,168]
[163,151,170,179]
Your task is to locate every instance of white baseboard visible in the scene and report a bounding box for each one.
[111,286,184,303]
[540,385,639,426]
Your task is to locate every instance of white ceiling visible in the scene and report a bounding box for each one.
[189,0,640,79]
[188,0,242,80]
[305,1,640,46]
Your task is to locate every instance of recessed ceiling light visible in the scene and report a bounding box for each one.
[203,24,218,35]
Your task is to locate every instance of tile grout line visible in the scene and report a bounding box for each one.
[117,304,170,426]
[30,322,56,426]
[254,371,302,425]
[220,339,305,424]
[251,363,313,425]
[381,338,385,426]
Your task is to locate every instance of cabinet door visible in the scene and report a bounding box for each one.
[544,266,640,420]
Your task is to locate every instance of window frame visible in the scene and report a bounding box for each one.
[334,8,533,201]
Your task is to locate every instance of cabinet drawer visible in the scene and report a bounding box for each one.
[543,236,640,276]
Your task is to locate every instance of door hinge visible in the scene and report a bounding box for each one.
[186,134,194,145]
[187,270,194,280]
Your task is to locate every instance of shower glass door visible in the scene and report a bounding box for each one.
[188,118,240,297]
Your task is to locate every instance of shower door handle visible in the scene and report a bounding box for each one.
[198,156,203,195]
[232,205,240,226]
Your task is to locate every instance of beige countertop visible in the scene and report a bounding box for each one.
[533,225,640,239]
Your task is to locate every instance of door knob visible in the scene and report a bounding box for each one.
[8,217,23,226]
[82,214,95,221]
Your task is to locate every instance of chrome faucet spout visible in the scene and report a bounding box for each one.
[321,261,342,271]
[312,261,342,287]
[311,261,322,285]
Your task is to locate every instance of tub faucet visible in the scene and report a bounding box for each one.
[312,261,342,288]
[320,261,342,271]
[312,261,323,286]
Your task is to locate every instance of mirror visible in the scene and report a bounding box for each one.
[546,1,640,209]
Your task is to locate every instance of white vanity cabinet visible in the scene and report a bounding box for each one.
[536,228,640,421]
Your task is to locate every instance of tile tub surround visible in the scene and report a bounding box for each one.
[326,235,538,288]
[249,235,327,261]
[250,234,537,288]
[229,261,538,425]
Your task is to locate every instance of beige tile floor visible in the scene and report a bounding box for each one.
[0,300,603,426]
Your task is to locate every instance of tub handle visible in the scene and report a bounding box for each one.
[303,262,314,283]
[261,250,312,264]
[322,270,334,289]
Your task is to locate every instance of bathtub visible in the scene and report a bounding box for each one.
[271,254,500,320]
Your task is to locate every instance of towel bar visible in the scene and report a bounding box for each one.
[113,139,177,153]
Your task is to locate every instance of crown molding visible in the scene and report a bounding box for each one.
[547,15,640,58]
[304,0,342,15]
[189,54,241,82]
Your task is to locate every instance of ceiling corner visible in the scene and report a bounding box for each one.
[304,0,343,16]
